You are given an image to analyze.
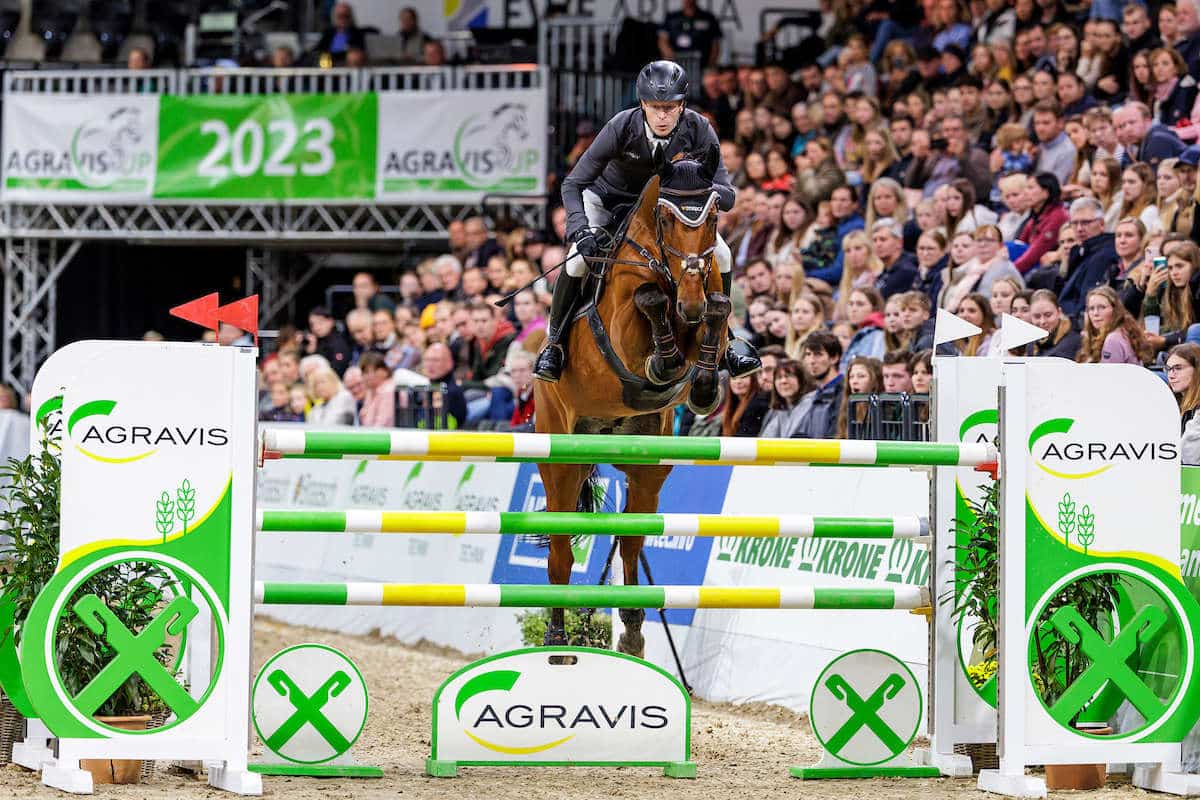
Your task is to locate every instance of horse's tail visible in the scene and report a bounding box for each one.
[575,465,602,513]
[533,466,602,549]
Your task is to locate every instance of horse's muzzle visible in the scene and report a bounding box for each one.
[677,258,707,323]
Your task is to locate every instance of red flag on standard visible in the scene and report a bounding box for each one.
[170,293,259,345]
[216,295,259,345]
[169,293,220,331]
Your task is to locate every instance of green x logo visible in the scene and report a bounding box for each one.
[1047,605,1167,725]
[72,594,199,717]
[823,673,907,757]
[264,669,353,755]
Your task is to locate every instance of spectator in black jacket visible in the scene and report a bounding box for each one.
[420,342,468,428]
[1058,197,1118,322]
[1114,102,1185,172]
[1154,48,1200,128]
[1028,289,1081,359]
[722,373,770,436]
[871,218,918,298]
[304,307,354,376]
[316,3,367,66]
[462,216,504,270]
[1175,0,1200,77]
[1123,3,1161,57]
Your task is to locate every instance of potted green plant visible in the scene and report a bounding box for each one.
[943,479,1001,771]
[945,480,1122,789]
[0,441,181,784]
[517,607,612,649]
[0,440,64,762]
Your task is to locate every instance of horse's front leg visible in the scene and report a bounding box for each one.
[688,292,731,414]
[633,282,685,384]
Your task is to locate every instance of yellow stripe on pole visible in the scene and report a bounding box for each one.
[426,433,516,458]
[699,587,782,608]
[696,516,781,537]
[754,440,841,464]
[377,455,477,462]
[380,584,467,605]
[379,512,468,533]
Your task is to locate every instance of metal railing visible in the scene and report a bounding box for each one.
[394,385,453,430]
[3,68,177,94]
[845,393,931,442]
[539,17,622,72]
[178,67,359,94]
[3,64,543,96]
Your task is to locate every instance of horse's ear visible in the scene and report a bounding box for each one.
[645,174,661,204]
[701,143,720,180]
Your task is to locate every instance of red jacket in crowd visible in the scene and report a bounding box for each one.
[1013,203,1069,275]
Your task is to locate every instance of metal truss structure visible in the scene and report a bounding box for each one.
[0,65,547,391]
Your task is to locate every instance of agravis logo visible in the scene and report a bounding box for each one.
[453,669,668,755]
[68,399,229,464]
[1029,417,1178,479]
[70,107,152,188]
[958,408,998,445]
[6,106,153,190]
[452,103,538,188]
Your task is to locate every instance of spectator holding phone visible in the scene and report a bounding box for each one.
[1138,240,1200,354]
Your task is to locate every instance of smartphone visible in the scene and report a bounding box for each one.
[1154,256,1168,271]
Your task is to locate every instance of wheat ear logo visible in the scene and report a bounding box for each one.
[68,399,157,464]
[1028,417,1113,480]
[453,670,573,755]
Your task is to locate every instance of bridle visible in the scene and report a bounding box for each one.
[595,187,719,301]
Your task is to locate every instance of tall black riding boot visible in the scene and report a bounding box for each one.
[534,273,584,382]
[720,271,762,378]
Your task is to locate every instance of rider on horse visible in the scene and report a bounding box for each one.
[533,59,762,383]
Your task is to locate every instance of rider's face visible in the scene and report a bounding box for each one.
[643,101,684,136]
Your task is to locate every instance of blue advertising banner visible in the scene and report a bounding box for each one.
[490,464,732,624]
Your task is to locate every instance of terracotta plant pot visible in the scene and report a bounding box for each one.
[1044,725,1111,790]
[80,715,151,785]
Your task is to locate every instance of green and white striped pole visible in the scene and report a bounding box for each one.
[256,509,930,540]
[254,582,930,610]
[262,429,993,468]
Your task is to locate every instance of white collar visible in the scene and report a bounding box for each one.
[644,121,670,148]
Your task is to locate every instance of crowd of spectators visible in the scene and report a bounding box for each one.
[117,3,445,70]
[254,0,1200,447]
[256,217,556,432]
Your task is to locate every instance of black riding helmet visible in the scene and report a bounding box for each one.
[636,60,689,104]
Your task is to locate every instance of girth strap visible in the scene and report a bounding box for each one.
[585,306,694,413]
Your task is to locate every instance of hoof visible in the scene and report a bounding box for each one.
[687,375,721,415]
[645,355,684,386]
[617,630,645,658]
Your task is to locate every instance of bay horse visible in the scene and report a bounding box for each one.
[534,150,729,656]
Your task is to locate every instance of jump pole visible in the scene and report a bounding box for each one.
[256,510,930,540]
[254,583,930,610]
[262,429,994,468]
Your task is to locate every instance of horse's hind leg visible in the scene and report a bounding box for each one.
[538,462,593,646]
[633,282,686,384]
[688,292,732,414]
[617,450,673,658]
